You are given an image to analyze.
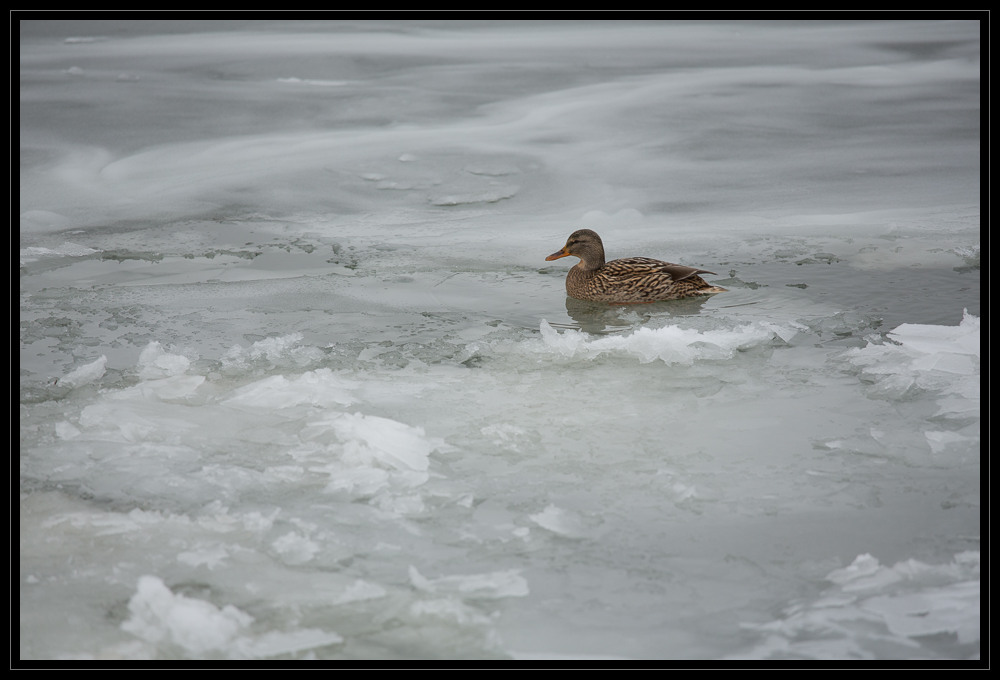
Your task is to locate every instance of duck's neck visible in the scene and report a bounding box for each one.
[575,246,606,271]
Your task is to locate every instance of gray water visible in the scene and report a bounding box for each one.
[19,19,980,661]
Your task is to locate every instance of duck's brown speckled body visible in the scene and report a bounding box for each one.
[545,229,727,304]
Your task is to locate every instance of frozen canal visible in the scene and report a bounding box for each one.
[19,19,980,661]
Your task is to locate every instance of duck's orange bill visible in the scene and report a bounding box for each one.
[545,247,570,261]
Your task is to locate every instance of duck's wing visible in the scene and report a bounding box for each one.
[603,257,716,283]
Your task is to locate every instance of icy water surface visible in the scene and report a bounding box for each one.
[19,19,980,661]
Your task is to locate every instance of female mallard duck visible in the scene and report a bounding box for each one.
[545,229,727,304]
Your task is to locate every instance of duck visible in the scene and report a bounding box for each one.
[545,229,727,304]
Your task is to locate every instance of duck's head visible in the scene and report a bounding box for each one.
[545,229,606,268]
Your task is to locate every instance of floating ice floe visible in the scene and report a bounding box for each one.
[19,238,96,262]
[122,575,254,654]
[534,319,793,365]
[221,333,325,370]
[137,341,191,379]
[276,76,349,87]
[844,310,980,418]
[428,185,519,206]
[297,411,449,513]
[121,575,343,659]
[529,504,589,538]
[320,412,439,474]
[223,369,358,410]
[408,565,529,599]
[729,551,980,659]
[58,355,107,388]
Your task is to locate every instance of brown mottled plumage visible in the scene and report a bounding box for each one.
[545,229,727,304]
